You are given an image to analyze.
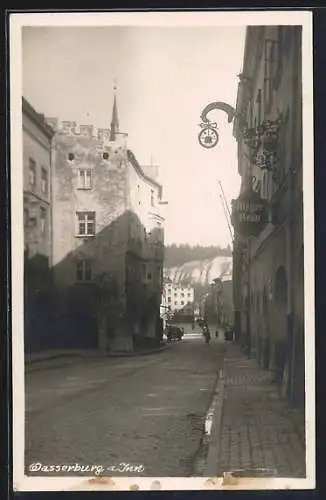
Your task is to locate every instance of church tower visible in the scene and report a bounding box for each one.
[110,83,119,142]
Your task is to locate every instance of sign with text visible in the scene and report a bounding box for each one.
[231,189,269,237]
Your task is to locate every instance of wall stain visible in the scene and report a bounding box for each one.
[150,480,161,490]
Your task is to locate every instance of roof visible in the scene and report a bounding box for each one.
[110,93,119,141]
[127,149,163,198]
[22,97,55,139]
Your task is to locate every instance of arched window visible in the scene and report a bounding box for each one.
[24,208,29,227]
[274,266,288,311]
[273,26,284,90]
[261,173,267,199]
[263,287,268,317]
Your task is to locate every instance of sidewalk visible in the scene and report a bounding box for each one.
[208,342,306,478]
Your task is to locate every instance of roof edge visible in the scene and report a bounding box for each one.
[22,97,55,139]
[127,149,163,197]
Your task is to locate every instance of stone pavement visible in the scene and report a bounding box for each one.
[25,332,225,477]
[216,342,306,478]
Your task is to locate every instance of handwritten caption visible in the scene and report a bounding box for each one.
[28,462,145,475]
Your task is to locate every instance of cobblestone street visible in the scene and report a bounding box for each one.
[25,326,225,477]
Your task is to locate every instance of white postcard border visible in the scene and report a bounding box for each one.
[10,9,315,491]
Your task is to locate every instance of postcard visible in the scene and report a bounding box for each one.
[10,9,315,491]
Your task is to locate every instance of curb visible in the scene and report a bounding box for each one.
[106,345,166,358]
[25,345,166,373]
[204,359,226,477]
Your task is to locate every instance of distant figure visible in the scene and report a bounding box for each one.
[215,330,218,339]
[203,325,211,345]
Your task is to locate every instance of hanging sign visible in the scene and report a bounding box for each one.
[231,188,269,237]
[198,102,236,149]
[198,122,219,148]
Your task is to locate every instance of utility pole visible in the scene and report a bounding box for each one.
[218,180,232,221]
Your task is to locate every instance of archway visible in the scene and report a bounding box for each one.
[274,266,288,311]
[292,246,305,405]
[261,287,270,369]
[273,266,289,385]
[243,293,251,354]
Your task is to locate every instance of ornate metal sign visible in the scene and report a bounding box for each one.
[198,121,219,148]
[243,113,283,175]
[255,149,279,172]
[198,102,236,149]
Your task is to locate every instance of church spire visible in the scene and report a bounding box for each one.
[110,81,119,141]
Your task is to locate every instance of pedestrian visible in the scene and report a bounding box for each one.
[215,330,218,339]
[204,326,211,345]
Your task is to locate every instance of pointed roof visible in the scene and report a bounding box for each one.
[110,84,119,141]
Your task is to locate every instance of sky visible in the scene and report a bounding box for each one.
[22,25,246,247]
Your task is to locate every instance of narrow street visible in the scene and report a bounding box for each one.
[25,325,225,477]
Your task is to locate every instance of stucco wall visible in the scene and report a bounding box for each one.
[52,129,129,291]
[23,113,52,262]
[233,27,304,400]
[48,121,164,350]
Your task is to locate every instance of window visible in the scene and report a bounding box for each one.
[103,152,109,160]
[181,301,184,306]
[76,259,92,282]
[150,189,155,207]
[273,27,284,90]
[40,207,46,234]
[181,293,185,298]
[68,153,75,161]
[76,212,96,236]
[168,297,171,303]
[175,301,178,306]
[78,168,92,189]
[147,272,152,281]
[41,168,48,194]
[29,159,36,187]
[261,172,270,200]
[256,89,262,126]
[264,39,277,116]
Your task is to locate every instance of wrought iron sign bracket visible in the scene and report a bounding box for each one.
[198,101,237,149]
[242,110,284,186]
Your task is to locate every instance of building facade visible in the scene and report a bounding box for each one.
[200,276,234,328]
[47,94,164,352]
[161,279,195,322]
[23,97,55,353]
[231,26,304,406]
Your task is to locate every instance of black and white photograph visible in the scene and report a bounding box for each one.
[11,11,314,491]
